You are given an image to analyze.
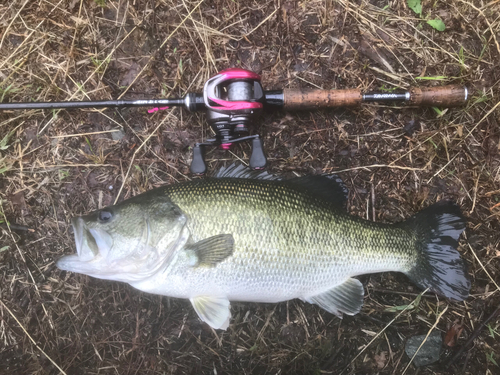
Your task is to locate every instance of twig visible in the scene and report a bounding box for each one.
[459,0,500,54]
[0,0,30,51]
[445,304,500,368]
[332,164,425,174]
[462,99,500,142]
[0,299,67,375]
[117,0,207,99]
[427,154,458,184]
[241,7,279,39]
[50,130,121,138]
[370,288,436,298]
[468,243,500,293]
[402,305,448,374]
[0,222,34,232]
[39,22,142,134]
[114,111,174,204]
[343,289,429,373]
[0,0,65,71]
[0,201,54,331]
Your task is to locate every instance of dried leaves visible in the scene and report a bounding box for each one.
[444,320,465,347]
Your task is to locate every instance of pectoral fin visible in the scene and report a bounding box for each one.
[190,296,231,330]
[305,278,364,317]
[186,234,234,267]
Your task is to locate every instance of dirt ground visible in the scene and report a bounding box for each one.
[0,0,499,374]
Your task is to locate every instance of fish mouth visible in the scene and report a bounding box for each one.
[56,217,97,273]
[71,217,97,262]
[71,216,114,261]
[72,217,85,259]
[56,217,113,274]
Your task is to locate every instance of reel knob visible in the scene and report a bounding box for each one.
[190,144,207,174]
[249,136,267,170]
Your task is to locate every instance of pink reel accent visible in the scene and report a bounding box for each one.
[220,143,232,150]
[204,68,263,113]
[209,97,262,110]
[147,107,169,113]
[218,67,261,81]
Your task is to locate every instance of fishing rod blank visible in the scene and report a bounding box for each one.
[0,94,205,111]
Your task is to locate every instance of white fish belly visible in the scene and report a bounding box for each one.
[154,240,410,303]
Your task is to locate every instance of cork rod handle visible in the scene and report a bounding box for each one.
[282,85,468,110]
[283,88,362,110]
[408,86,468,107]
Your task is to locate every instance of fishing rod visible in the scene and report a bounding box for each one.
[0,68,468,174]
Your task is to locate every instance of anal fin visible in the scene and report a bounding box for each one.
[305,278,364,317]
[190,296,231,330]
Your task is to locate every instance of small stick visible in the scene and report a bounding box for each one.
[0,299,68,375]
[342,290,429,374]
[370,288,436,299]
[402,305,448,374]
[0,222,34,232]
[445,304,500,368]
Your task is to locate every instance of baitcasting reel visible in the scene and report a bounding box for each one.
[191,68,267,174]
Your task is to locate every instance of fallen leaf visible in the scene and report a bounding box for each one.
[10,191,26,208]
[427,19,446,32]
[120,62,141,87]
[362,329,377,337]
[358,37,395,74]
[444,320,464,347]
[71,16,88,26]
[374,351,388,369]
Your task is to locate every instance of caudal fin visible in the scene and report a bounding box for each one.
[402,201,470,301]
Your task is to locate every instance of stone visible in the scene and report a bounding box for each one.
[404,331,442,367]
[111,129,125,141]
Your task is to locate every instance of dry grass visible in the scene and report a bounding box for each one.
[1,0,499,374]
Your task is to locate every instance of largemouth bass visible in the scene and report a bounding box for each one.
[57,164,470,329]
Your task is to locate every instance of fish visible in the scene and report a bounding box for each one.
[56,164,470,330]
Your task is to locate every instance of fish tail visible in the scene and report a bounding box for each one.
[402,201,470,300]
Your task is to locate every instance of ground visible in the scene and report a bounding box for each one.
[0,0,499,374]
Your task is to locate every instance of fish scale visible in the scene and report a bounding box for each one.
[57,164,470,330]
[155,178,415,300]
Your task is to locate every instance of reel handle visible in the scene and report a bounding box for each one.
[190,144,207,175]
[249,136,267,170]
[189,135,267,175]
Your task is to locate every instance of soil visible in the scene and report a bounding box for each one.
[0,1,499,374]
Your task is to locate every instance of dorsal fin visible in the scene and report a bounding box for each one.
[215,163,348,209]
[289,174,349,209]
[215,163,281,180]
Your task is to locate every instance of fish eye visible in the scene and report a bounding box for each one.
[98,210,113,222]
